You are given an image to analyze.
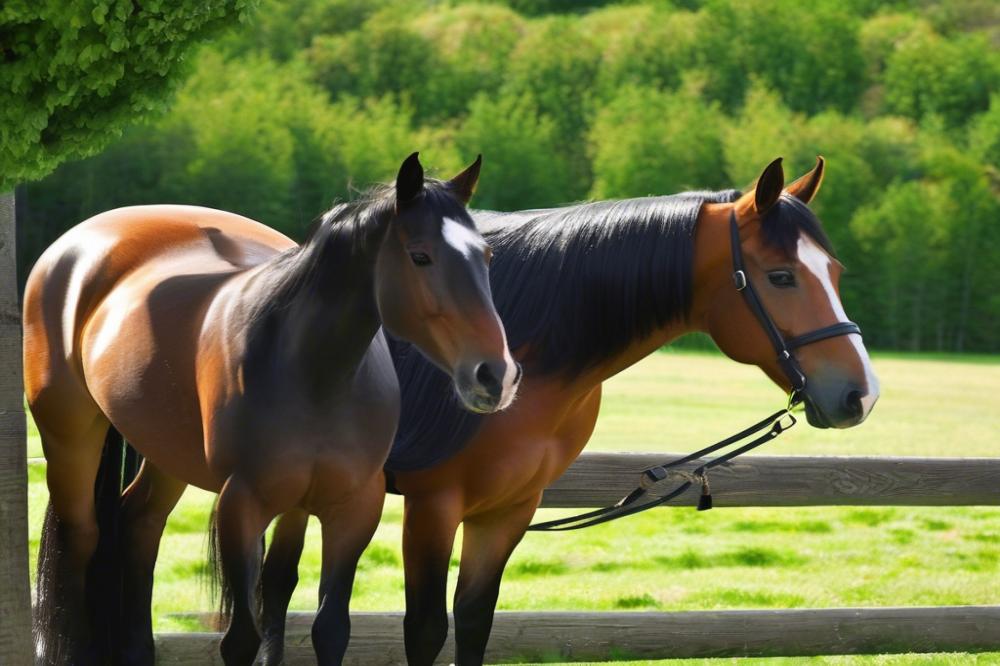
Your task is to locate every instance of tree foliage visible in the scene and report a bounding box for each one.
[0,0,256,191]
[15,0,1000,352]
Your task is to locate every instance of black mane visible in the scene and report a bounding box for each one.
[761,193,837,259]
[386,189,741,472]
[251,178,466,326]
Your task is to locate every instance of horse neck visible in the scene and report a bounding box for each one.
[688,201,748,330]
[252,207,391,391]
[580,204,735,387]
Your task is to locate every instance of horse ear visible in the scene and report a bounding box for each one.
[754,157,784,215]
[396,152,424,204]
[786,156,825,204]
[447,154,482,204]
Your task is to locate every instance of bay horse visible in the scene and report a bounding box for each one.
[23,153,519,665]
[255,157,880,665]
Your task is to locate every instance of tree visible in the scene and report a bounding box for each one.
[454,93,571,211]
[697,0,867,114]
[501,16,602,197]
[0,3,254,661]
[411,3,526,120]
[884,30,1000,127]
[580,4,699,102]
[722,83,810,188]
[850,180,955,350]
[309,9,444,121]
[589,84,729,199]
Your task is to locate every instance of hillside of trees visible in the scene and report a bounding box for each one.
[16,0,1000,352]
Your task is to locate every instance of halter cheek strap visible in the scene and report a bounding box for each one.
[729,212,860,394]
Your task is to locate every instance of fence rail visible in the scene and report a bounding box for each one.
[163,606,1000,664]
[157,452,1000,663]
[540,453,1000,507]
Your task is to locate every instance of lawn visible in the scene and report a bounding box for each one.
[25,349,1000,664]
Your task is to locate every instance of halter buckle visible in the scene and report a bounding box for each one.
[733,270,747,291]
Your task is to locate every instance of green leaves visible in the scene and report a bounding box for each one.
[590,84,728,199]
[0,1,256,191]
[456,92,571,210]
[11,0,1000,352]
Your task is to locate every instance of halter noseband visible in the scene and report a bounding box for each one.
[728,211,860,396]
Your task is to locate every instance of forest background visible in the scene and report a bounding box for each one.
[14,0,1000,353]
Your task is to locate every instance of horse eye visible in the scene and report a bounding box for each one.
[768,270,796,288]
[409,251,432,267]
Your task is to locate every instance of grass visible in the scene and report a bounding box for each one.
[25,350,1000,665]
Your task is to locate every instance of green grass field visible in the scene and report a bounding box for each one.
[25,350,1000,664]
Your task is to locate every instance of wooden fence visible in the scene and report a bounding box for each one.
[157,452,1000,664]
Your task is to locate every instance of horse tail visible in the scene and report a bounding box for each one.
[92,426,128,658]
[34,501,67,664]
[34,426,128,664]
[207,498,235,626]
[206,500,266,629]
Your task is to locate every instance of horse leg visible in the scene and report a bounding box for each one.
[260,508,309,665]
[311,474,385,665]
[119,460,187,665]
[216,476,274,666]
[402,493,462,666]
[33,414,111,666]
[453,497,540,666]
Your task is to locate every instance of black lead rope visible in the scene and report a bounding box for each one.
[526,394,800,532]
[528,212,863,532]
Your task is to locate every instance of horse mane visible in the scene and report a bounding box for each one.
[249,178,465,330]
[761,193,837,259]
[386,188,742,472]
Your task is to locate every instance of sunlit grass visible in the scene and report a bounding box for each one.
[25,350,1000,664]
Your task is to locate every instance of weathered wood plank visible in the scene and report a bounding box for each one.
[540,453,1000,508]
[164,606,1000,664]
[0,191,31,664]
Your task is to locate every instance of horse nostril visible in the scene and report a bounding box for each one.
[475,362,502,397]
[844,389,864,417]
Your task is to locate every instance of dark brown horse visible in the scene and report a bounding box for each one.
[23,153,519,665]
[255,157,880,665]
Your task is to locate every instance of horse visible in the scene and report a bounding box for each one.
[23,152,520,665]
[251,156,881,665]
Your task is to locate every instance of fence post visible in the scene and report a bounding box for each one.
[0,190,32,663]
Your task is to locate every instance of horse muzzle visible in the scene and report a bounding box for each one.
[802,378,879,429]
[455,359,522,413]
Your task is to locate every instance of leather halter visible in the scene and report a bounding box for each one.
[527,211,863,531]
[728,211,860,394]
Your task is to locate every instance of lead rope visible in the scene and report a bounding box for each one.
[526,391,801,532]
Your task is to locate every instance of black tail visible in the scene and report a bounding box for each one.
[34,426,131,664]
[207,499,235,628]
[89,427,129,659]
[34,503,71,665]
[207,500,265,630]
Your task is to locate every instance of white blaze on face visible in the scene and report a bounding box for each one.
[442,217,484,259]
[797,235,880,419]
[497,328,519,410]
[442,217,520,409]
